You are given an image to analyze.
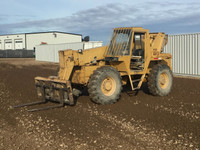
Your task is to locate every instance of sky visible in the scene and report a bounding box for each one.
[0,0,200,44]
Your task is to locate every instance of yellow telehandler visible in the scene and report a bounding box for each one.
[14,27,173,111]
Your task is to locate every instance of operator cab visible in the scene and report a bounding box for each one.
[130,33,145,70]
[105,27,147,72]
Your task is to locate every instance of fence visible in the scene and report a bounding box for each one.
[0,50,34,58]
[164,33,200,76]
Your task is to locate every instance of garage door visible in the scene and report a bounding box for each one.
[15,39,23,49]
[5,40,12,50]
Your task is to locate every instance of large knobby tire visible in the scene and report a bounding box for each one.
[88,66,122,104]
[147,64,173,96]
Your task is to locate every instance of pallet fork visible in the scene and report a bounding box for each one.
[13,77,75,112]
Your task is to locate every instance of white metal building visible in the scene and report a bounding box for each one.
[164,33,200,76]
[35,41,103,62]
[0,31,82,50]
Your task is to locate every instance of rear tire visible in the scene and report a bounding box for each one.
[147,64,173,96]
[88,66,122,104]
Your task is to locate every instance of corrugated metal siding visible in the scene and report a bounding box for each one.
[84,42,103,49]
[164,33,200,76]
[36,41,103,63]
[36,42,84,62]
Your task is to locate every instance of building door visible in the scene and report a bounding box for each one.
[0,41,2,50]
[15,39,23,49]
[5,40,12,49]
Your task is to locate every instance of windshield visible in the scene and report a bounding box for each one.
[106,29,132,56]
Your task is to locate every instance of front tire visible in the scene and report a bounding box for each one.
[88,66,122,104]
[147,64,173,96]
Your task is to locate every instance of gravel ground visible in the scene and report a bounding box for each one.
[0,58,199,149]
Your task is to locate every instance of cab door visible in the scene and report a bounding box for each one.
[130,32,146,71]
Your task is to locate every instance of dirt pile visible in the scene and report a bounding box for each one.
[0,59,199,149]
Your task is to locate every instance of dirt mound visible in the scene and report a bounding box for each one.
[0,59,199,149]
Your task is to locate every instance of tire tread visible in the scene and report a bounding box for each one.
[88,66,122,104]
[147,64,173,96]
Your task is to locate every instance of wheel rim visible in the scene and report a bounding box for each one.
[101,77,116,96]
[159,72,169,89]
